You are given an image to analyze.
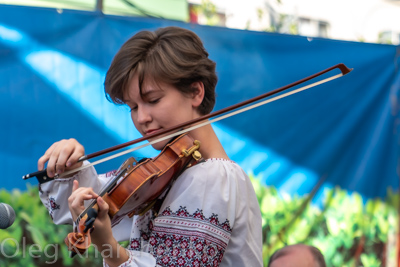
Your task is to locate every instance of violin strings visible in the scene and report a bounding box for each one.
[75,167,129,225]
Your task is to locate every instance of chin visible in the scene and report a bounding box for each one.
[150,140,168,151]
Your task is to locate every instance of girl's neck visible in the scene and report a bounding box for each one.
[189,124,229,160]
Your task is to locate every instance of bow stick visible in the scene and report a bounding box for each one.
[23,63,352,182]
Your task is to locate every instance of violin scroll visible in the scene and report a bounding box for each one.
[65,207,98,257]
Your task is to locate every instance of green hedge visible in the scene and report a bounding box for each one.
[250,173,398,267]
[0,185,103,266]
[0,177,398,266]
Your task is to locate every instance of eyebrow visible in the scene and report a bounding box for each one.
[141,88,163,98]
[141,90,157,97]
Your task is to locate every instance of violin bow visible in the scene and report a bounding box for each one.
[23,63,352,182]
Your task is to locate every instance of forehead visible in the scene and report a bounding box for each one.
[270,246,314,267]
[123,74,163,102]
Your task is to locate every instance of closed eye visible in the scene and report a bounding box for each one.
[148,98,160,104]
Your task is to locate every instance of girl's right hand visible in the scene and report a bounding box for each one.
[37,138,85,178]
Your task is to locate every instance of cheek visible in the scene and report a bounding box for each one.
[130,113,140,129]
[130,112,135,123]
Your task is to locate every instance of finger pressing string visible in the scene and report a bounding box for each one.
[72,180,79,192]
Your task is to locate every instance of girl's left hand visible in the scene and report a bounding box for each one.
[68,180,114,247]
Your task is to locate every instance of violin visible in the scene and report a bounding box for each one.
[22,63,353,257]
[65,133,202,256]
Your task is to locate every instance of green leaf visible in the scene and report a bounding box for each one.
[326,217,340,236]
[26,224,46,248]
[360,253,381,267]
[19,211,32,224]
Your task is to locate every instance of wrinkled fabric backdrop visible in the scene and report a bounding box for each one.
[1,5,399,206]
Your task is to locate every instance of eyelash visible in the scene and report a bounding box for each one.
[148,98,160,104]
[129,98,159,112]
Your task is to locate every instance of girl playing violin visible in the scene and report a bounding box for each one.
[38,26,262,267]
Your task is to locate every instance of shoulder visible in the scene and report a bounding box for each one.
[183,158,248,184]
[162,158,251,215]
[169,158,251,196]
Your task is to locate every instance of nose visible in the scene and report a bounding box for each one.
[135,105,152,125]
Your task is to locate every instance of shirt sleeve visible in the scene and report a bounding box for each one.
[38,161,113,225]
[143,160,237,266]
[38,161,137,243]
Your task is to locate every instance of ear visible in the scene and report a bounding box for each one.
[190,81,205,108]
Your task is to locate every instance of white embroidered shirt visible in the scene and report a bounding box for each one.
[39,158,262,267]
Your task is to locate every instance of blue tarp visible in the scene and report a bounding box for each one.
[1,5,399,203]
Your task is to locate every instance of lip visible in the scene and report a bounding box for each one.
[145,129,161,135]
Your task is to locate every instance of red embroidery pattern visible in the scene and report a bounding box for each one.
[49,196,60,211]
[129,206,232,266]
[45,196,60,221]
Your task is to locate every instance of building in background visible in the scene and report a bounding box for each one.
[189,0,400,44]
[0,0,189,21]
[1,0,399,44]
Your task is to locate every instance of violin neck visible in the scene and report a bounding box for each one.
[75,167,128,225]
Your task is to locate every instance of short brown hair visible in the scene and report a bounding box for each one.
[104,26,217,115]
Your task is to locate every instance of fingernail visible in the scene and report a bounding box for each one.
[66,162,71,167]
[48,172,54,177]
